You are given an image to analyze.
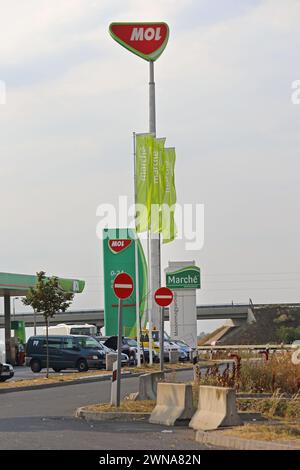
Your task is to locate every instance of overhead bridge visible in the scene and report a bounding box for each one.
[0,304,251,329]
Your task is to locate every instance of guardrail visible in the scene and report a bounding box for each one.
[197,344,295,351]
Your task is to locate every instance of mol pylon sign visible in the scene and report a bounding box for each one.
[109,22,169,61]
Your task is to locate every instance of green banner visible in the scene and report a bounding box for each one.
[102,228,148,337]
[135,134,153,233]
[150,137,165,233]
[134,135,177,242]
[161,147,177,243]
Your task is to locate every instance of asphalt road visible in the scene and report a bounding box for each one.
[0,370,219,450]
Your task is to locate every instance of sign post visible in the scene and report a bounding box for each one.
[154,287,173,372]
[109,21,170,349]
[112,272,134,407]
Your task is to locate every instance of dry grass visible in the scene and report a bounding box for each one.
[195,353,300,395]
[83,400,155,413]
[237,395,300,419]
[0,362,193,390]
[239,353,300,394]
[224,422,300,442]
[124,362,193,374]
[0,369,112,389]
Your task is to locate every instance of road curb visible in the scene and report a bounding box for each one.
[76,406,151,422]
[195,429,300,450]
[0,366,193,394]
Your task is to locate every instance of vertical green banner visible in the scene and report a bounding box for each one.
[103,228,148,337]
[135,133,153,233]
[162,147,177,243]
[150,137,166,233]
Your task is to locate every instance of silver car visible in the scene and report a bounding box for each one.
[0,362,14,382]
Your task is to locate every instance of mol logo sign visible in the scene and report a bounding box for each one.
[109,22,169,62]
[108,239,132,254]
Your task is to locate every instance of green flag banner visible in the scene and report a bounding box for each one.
[162,147,177,243]
[135,133,153,232]
[135,134,177,242]
[150,137,166,233]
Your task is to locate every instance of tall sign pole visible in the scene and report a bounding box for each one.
[154,287,174,372]
[112,272,134,407]
[109,21,170,346]
[149,59,159,362]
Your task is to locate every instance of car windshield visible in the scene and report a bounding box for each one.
[176,340,187,347]
[152,331,159,342]
[76,337,101,349]
[100,343,112,353]
[125,339,137,347]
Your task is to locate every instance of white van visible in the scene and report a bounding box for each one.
[42,323,97,337]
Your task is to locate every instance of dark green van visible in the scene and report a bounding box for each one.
[26,335,106,373]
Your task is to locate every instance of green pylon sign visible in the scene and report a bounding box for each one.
[102,228,147,337]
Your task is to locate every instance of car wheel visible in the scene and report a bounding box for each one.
[52,367,61,373]
[77,359,88,372]
[0,377,9,382]
[30,359,42,373]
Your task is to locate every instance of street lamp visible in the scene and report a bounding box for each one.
[13,297,19,321]
[33,308,37,336]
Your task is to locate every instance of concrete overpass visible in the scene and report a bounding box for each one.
[3,302,300,330]
[0,303,251,329]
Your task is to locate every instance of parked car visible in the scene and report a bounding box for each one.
[0,362,14,382]
[121,337,160,364]
[103,336,138,365]
[171,339,193,361]
[150,330,188,362]
[26,335,106,373]
[163,340,188,362]
[94,337,130,367]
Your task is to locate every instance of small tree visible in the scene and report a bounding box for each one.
[22,271,74,378]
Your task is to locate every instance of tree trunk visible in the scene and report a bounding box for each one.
[46,316,49,379]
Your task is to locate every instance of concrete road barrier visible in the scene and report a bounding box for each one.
[138,371,165,400]
[169,350,180,364]
[149,383,195,426]
[189,385,242,431]
[106,353,117,371]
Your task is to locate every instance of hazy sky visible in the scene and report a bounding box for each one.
[1,0,300,329]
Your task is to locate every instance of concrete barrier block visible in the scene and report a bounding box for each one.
[169,350,180,363]
[189,385,242,431]
[138,371,165,400]
[106,353,117,371]
[149,383,195,426]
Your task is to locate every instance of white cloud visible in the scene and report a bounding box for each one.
[1,0,300,311]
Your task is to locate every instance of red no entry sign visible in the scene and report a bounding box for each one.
[113,272,134,300]
[154,287,173,307]
[109,22,169,62]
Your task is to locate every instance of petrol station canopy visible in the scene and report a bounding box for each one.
[0,272,85,297]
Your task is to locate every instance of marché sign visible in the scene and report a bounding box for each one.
[166,266,201,289]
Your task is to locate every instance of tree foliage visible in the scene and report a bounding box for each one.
[22,271,74,377]
[276,326,300,343]
[23,271,74,319]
